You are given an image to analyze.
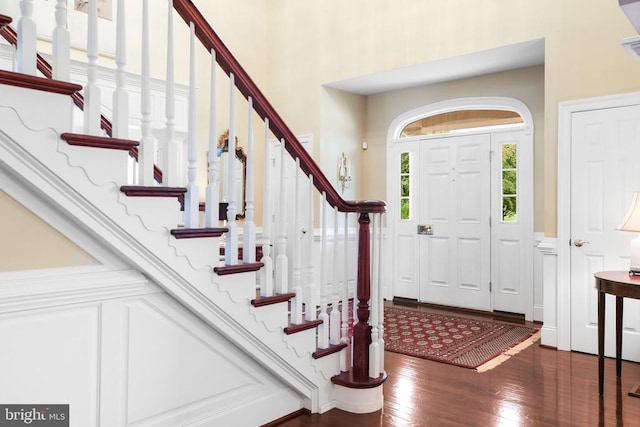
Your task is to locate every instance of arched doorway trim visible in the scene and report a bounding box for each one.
[386,97,533,142]
[385,96,535,320]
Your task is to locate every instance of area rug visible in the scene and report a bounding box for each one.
[384,307,540,372]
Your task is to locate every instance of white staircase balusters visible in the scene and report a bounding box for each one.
[259,119,273,297]
[243,97,256,263]
[183,22,200,228]
[340,211,351,372]
[1,0,388,406]
[274,139,288,294]
[304,176,317,320]
[111,0,127,139]
[290,158,303,324]
[329,207,341,345]
[16,0,36,75]
[138,0,154,185]
[83,0,101,135]
[52,0,70,81]
[162,0,180,187]
[224,74,238,264]
[317,191,329,349]
[204,49,219,228]
[369,212,381,378]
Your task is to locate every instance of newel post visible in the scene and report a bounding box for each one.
[331,201,386,414]
[352,211,372,379]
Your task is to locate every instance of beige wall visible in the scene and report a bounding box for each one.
[263,0,640,237]
[0,191,95,272]
[4,0,640,271]
[321,88,367,201]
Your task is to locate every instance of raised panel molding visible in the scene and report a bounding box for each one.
[125,295,294,426]
[0,266,302,427]
[0,305,101,425]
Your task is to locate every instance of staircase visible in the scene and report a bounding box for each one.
[0,1,386,426]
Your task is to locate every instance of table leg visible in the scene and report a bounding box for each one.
[598,288,605,396]
[616,296,623,378]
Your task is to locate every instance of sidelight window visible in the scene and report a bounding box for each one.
[400,152,411,220]
[502,143,517,222]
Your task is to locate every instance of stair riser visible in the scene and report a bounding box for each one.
[117,194,183,232]
[249,302,291,332]
[58,143,131,186]
[169,237,222,271]
[208,270,259,305]
[0,85,73,132]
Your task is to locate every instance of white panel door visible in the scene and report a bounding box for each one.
[419,134,491,310]
[570,105,640,360]
[491,130,531,314]
[390,141,420,299]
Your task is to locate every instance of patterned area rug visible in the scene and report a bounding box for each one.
[384,307,540,372]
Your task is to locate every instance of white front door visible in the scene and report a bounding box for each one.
[570,105,640,360]
[418,134,492,310]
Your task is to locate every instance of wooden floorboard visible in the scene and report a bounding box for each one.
[277,302,640,426]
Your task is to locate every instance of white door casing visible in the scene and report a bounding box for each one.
[557,92,640,352]
[387,97,534,319]
[567,104,640,359]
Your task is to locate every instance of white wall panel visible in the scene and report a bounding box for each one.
[0,267,303,427]
[0,306,100,426]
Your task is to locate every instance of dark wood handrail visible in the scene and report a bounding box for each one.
[0,24,163,183]
[0,14,11,29]
[173,0,385,215]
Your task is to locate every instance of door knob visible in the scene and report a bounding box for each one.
[573,239,590,247]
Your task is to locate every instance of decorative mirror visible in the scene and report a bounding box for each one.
[217,130,246,219]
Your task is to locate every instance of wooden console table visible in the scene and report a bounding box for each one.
[595,271,640,397]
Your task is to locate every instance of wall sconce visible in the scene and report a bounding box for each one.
[617,192,640,274]
[337,152,351,193]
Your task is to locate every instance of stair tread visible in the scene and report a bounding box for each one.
[331,370,387,389]
[312,342,348,359]
[251,292,296,307]
[120,185,187,197]
[284,319,323,335]
[0,69,82,95]
[61,132,139,150]
[213,261,264,276]
[170,227,228,238]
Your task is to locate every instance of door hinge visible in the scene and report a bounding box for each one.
[489,281,492,292]
[489,216,492,227]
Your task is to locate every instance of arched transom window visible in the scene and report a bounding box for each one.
[400,109,523,137]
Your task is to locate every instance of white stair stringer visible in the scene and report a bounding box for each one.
[0,89,345,413]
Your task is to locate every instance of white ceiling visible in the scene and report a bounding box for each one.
[325,38,545,96]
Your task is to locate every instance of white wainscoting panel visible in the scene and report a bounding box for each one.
[0,266,303,427]
[0,305,100,424]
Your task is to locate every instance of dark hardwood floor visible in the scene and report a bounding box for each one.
[280,303,640,426]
